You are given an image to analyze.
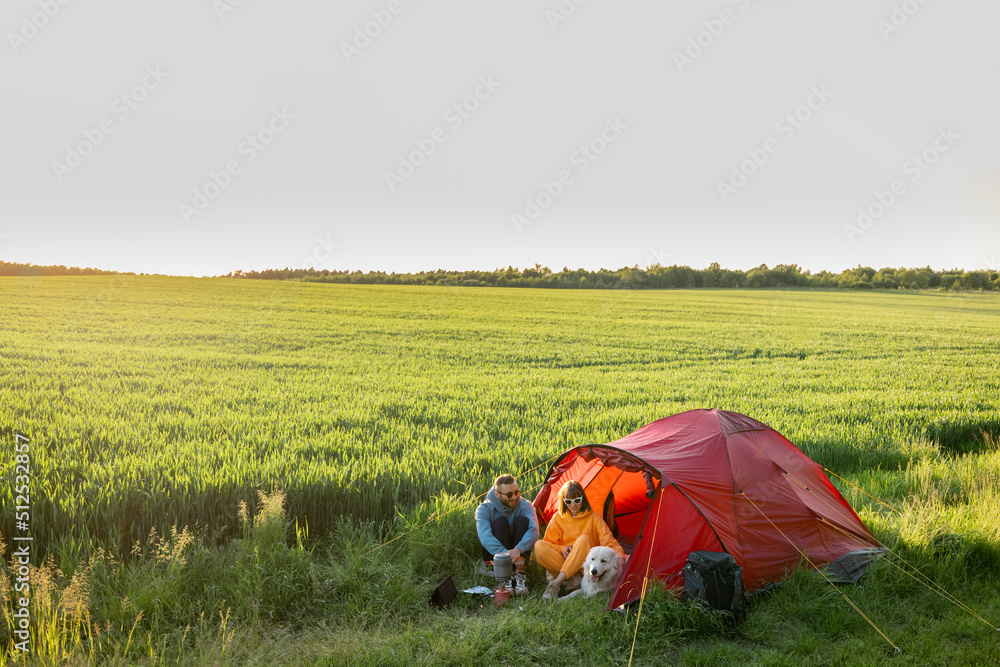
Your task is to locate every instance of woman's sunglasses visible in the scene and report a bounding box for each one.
[497,489,521,499]
[563,497,583,506]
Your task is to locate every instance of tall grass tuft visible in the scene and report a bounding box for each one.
[233,488,318,628]
[0,552,93,664]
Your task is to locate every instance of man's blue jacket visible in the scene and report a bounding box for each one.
[475,488,540,556]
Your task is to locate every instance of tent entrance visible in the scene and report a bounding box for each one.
[537,445,663,554]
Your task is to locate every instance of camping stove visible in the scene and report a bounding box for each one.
[493,552,513,589]
[492,552,527,601]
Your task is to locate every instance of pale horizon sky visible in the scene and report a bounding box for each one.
[1,1,998,278]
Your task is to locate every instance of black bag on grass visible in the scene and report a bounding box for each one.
[683,551,746,625]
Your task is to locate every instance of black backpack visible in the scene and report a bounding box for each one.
[683,551,747,625]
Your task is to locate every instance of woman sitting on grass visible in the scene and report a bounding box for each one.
[535,480,624,601]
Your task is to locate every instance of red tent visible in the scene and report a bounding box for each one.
[532,409,883,609]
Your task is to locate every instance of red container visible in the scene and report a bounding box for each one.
[494,586,511,607]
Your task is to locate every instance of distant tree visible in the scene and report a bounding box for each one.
[772,264,808,287]
[940,273,962,290]
[960,271,991,291]
[702,262,721,288]
[873,268,899,290]
[919,267,939,288]
[620,266,646,289]
[744,264,771,289]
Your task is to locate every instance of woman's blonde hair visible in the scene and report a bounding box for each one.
[555,480,592,516]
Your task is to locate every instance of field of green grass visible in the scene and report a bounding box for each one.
[1,276,999,665]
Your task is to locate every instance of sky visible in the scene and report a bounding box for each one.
[1,1,998,277]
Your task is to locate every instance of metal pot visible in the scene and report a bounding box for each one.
[493,552,513,580]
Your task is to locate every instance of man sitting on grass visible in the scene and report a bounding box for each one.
[475,474,539,579]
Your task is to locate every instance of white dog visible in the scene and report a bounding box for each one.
[558,546,623,600]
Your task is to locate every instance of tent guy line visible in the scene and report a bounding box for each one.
[824,467,903,517]
[741,492,901,655]
[820,514,999,632]
[627,483,664,667]
[778,465,998,633]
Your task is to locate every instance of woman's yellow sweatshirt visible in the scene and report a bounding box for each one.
[542,509,624,558]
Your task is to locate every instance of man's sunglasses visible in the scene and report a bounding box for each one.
[563,497,583,506]
[497,489,521,499]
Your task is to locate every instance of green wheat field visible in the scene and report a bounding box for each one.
[2,276,999,665]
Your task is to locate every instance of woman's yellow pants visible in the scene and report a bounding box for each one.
[534,535,594,577]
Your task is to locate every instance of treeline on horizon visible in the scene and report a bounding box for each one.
[2,260,998,291]
[0,261,129,277]
[227,262,1000,292]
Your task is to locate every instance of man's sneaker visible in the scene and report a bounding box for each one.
[477,561,493,578]
[564,574,583,593]
[514,574,529,596]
